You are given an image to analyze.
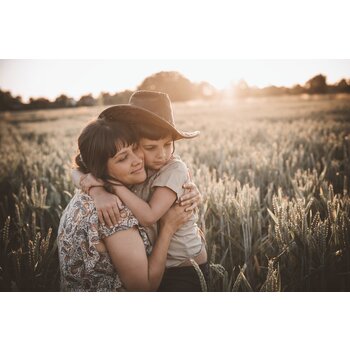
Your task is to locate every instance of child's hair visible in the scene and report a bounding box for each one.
[134,121,176,156]
[134,121,176,141]
[75,119,137,182]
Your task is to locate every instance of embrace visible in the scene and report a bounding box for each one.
[57,90,208,292]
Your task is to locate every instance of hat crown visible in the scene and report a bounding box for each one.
[98,90,200,140]
[129,90,175,127]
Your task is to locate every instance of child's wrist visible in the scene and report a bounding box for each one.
[111,182,124,193]
[88,186,105,197]
[79,174,89,189]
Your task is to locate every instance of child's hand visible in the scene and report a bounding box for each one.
[159,203,193,234]
[179,182,201,212]
[89,187,123,227]
[80,173,104,194]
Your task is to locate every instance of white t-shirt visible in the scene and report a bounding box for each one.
[132,155,203,267]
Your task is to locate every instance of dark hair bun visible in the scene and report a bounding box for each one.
[75,153,88,173]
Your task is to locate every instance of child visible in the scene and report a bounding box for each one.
[74,90,208,291]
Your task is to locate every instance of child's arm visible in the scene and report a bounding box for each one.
[113,161,200,227]
[71,169,103,192]
[70,168,122,227]
[71,168,86,189]
[114,186,177,227]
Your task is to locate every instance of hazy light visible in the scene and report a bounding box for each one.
[0,60,349,102]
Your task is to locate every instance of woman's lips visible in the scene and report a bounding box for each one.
[131,167,144,174]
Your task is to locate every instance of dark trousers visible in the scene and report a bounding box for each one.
[157,262,209,292]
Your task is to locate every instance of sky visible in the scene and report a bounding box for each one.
[0,60,349,102]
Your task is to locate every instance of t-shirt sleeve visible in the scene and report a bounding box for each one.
[99,205,140,238]
[151,160,190,199]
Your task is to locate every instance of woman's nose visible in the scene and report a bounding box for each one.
[131,151,143,164]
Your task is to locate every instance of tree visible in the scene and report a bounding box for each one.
[260,85,288,96]
[137,71,195,101]
[54,94,76,108]
[98,92,113,106]
[233,80,250,98]
[0,89,24,111]
[195,81,218,99]
[28,97,52,110]
[305,74,327,94]
[335,79,350,93]
[290,84,306,95]
[77,94,96,107]
[111,90,133,104]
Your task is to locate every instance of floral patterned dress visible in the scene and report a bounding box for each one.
[57,190,152,292]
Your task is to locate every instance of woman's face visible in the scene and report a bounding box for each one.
[106,143,146,185]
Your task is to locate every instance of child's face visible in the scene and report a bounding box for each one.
[139,135,173,170]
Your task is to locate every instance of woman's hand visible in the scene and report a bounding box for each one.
[80,173,104,194]
[159,203,193,234]
[179,181,202,212]
[89,187,122,227]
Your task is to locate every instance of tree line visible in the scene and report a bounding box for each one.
[1,71,350,112]
[234,74,350,98]
[0,71,216,112]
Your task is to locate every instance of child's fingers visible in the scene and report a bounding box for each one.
[185,202,197,212]
[97,209,106,226]
[180,199,193,207]
[107,209,118,226]
[182,182,194,190]
[102,210,113,228]
[179,193,191,202]
[180,191,200,203]
[116,197,123,210]
[180,195,200,207]
[179,194,196,203]
[112,207,121,223]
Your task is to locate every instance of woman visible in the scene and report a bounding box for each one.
[57,117,193,291]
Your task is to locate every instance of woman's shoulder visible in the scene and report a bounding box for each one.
[68,190,96,213]
[59,190,99,231]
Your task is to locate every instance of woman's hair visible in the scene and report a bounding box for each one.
[75,119,137,181]
[134,121,176,141]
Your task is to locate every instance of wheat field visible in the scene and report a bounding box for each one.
[0,94,349,291]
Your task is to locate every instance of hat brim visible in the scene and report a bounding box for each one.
[98,104,200,141]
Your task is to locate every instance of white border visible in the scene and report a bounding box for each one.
[1,0,350,58]
[1,1,349,349]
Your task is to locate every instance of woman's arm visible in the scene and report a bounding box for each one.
[114,185,177,227]
[103,204,192,291]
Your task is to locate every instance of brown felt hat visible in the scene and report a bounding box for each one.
[98,90,200,141]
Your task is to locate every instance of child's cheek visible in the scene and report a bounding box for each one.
[143,153,152,166]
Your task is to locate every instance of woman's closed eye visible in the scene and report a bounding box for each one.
[115,154,128,162]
